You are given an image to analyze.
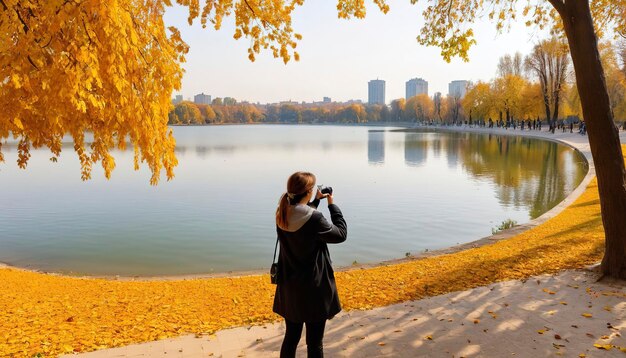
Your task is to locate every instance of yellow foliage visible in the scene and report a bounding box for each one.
[1,0,184,184]
[0,146,623,357]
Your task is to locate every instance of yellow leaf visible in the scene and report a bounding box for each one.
[593,344,612,350]
[581,313,592,318]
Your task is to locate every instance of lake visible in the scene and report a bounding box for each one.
[0,125,588,276]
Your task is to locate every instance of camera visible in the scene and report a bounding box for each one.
[318,185,333,195]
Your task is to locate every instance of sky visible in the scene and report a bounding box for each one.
[163,1,549,104]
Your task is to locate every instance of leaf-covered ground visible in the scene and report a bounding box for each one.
[0,148,620,357]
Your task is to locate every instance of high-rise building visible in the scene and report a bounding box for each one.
[323,97,331,103]
[406,78,428,99]
[368,79,386,105]
[173,95,183,104]
[194,92,212,105]
[448,80,469,98]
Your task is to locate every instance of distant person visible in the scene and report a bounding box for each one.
[274,171,347,358]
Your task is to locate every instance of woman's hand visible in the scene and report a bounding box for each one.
[316,188,333,205]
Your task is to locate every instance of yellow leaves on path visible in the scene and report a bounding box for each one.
[1,147,623,357]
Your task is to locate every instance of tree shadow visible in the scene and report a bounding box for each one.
[237,235,614,357]
[569,198,601,208]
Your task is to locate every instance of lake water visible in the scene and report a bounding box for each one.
[0,125,587,276]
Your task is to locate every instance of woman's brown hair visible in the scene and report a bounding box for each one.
[276,171,316,229]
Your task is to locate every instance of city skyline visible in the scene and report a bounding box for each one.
[163,1,545,104]
[181,77,466,105]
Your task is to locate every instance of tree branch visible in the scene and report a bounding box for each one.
[14,5,29,33]
[243,0,257,17]
[27,55,39,70]
[0,0,8,11]
[546,0,565,17]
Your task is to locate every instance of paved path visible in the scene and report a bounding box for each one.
[67,128,626,357]
[70,269,626,357]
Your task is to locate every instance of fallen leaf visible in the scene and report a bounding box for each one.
[425,335,433,340]
[581,313,592,318]
[538,330,546,334]
[554,334,561,340]
[378,342,386,346]
[593,343,612,350]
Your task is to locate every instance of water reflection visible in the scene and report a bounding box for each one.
[367,130,385,165]
[404,133,429,167]
[399,130,587,218]
[0,126,587,275]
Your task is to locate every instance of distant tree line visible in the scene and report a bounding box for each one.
[170,38,626,126]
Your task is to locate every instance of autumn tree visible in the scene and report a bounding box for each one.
[524,38,570,125]
[1,0,188,184]
[497,52,524,78]
[443,95,463,124]
[462,81,495,123]
[518,82,545,120]
[390,99,406,122]
[196,104,217,123]
[492,75,526,124]
[169,102,203,125]
[433,92,443,123]
[366,105,383,122]
[598,42,626,123]
[405,94,434,122]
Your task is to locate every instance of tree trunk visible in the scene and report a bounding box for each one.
[552,95,560,124]
[560,0,626,278]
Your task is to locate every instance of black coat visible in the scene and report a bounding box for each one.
[273,202,347,323]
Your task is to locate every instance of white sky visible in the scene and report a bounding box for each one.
[163,1,549,104]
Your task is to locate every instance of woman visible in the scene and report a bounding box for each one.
[273,171,348,358]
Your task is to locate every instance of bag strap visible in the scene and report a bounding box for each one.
[272,237,279,264]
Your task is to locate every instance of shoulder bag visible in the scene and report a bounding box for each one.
[270,237,280,284]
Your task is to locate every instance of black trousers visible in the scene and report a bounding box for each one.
[280,319,326,358]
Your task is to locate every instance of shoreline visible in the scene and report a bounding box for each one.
[0,124,598,281]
